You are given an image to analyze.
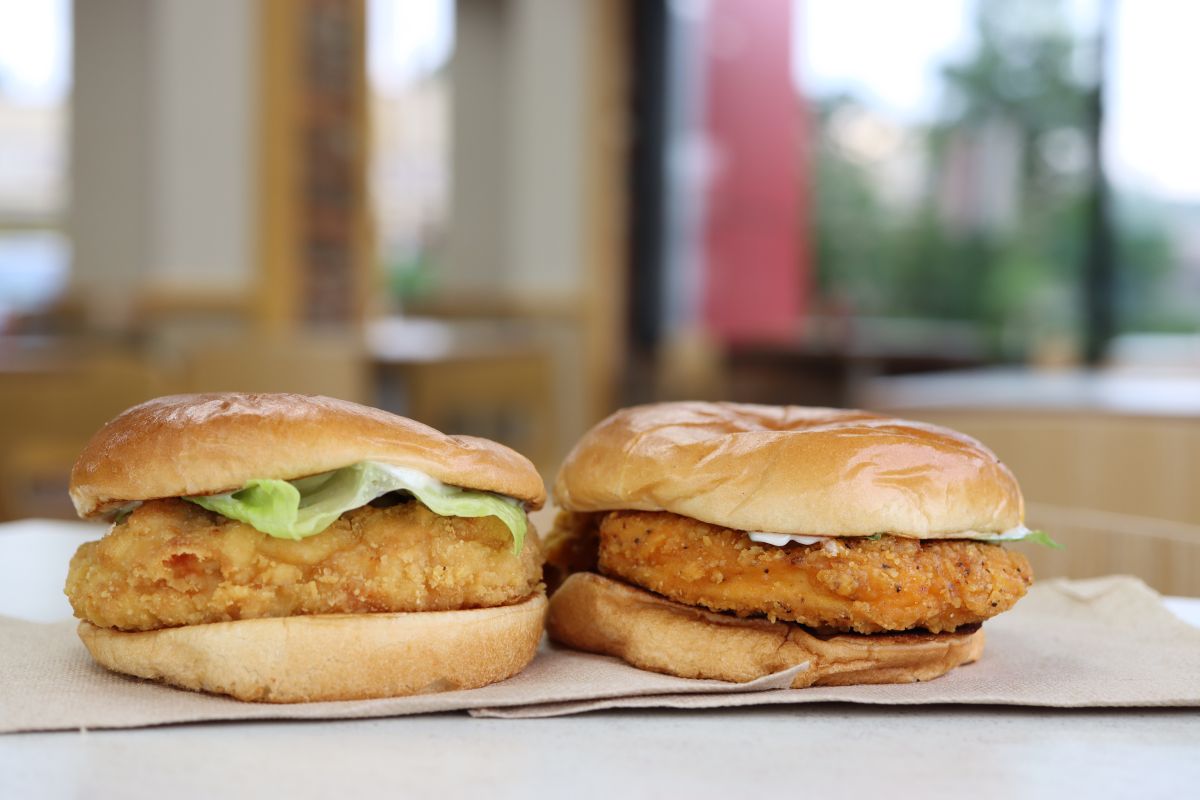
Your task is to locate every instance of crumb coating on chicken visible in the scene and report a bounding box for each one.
[546,510,1031,634]
[67,498,543,631]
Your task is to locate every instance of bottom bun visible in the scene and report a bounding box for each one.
[79,591,547,703]
[547,574,983,687]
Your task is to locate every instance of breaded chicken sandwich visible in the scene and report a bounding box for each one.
[545,402,1054,687]
[65,393,547,702]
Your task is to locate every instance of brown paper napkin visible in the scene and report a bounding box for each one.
[3,575,1198,733]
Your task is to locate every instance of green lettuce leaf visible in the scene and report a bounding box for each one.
[186,461,527,553]
[966,526,1063,549]
[1015,529,1064,549]
[869,529,1061,547]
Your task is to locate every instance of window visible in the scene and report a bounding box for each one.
[367,0,453,309]
[797,0,1200,363]
[0,0,70,331]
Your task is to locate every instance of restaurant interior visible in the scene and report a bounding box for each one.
[2,0,1199,596]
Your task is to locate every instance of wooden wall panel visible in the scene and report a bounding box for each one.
[887,408,1200,594]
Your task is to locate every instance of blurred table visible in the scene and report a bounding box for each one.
[860,366,1200,416]
[367,316,560,475]
[3,519,1198,799]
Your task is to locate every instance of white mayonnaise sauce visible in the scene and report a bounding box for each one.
[747,524,1033,547]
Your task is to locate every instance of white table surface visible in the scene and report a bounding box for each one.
[2,520,1199,800]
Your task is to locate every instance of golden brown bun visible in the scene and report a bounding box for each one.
[70,393,545,517]
[555,402,1022,538]
[547,573,983,686]
[78,592,546,702]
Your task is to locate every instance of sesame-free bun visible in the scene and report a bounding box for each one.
[555,402,1022,538]
[547,573,982,686]
[78,591,546,702]
[70,393,545,517]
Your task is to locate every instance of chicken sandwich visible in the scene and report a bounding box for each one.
[66,393,546,702]
[545,402,1050,687]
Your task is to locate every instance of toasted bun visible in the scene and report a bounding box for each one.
[78,592,546,702]
[548,573,982,686]
[555,402,1021,538]
[70,393,545,517]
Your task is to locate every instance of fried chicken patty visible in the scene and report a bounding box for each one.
[66,498,543,631]
[546,510,1031,634]
[543,509,601,594]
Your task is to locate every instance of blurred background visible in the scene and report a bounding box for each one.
[1,0,1198,593]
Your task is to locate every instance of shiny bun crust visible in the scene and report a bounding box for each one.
[78,592,546,702]
[555,402,1022,538]
[70,393,545,517]
[547,573,983,686]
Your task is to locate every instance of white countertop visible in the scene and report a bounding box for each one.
[2,520,1198,799]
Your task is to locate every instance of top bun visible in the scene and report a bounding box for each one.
[70,393,545,517]
[554,402,1022,539]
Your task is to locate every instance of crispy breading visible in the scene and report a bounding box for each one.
[66,498,542,631]
[543,510,601,593]
[548,510,1031,634]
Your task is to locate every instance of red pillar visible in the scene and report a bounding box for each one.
[701,0,806,343]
